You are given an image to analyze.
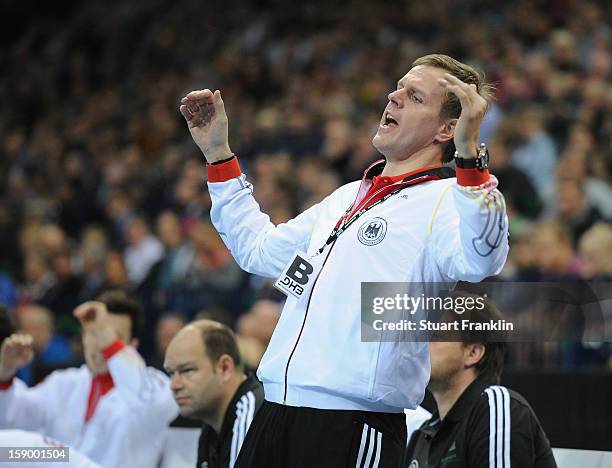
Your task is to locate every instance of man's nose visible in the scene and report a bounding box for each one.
[387,89,402,107]
[170,373,183,391]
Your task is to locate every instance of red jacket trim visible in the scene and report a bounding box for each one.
[101,339,126,360]
[0,377,14,390]
[207,156,241,182]
[456,167,490,186]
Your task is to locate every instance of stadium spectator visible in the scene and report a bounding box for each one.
[235,298,281,369]
[124,216,164,286]
[236,299,280,350]
[155,211,190,291]
[557,152,612,219]
[78,226,110,301]
[101,251,131,291]
[556,177,605,245]
[530,221,580,280]
[0,290,178,467]
[405,293,557,467]
[164,319,264,468]
[510,107,557,203]
[14,304,75,385]
[151,312,187,369]
[578,222,612,280]
[487,136,542,219]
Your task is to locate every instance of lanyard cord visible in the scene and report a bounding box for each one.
[316,173,445,254]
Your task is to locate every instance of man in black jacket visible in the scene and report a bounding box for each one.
[406,293,557,468]
[164,319,264,468]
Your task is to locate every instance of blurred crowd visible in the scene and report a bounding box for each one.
[0,0,611,381]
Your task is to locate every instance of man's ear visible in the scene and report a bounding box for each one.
[435,118,457,144]
[217,354,236,383]
[464,343,486,369]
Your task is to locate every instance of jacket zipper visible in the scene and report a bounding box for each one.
[281,180,403,404]
[281,175,442,404]
[282,239,337,404]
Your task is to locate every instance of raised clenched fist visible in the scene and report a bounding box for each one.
[0,334,34,381]
[179,89,233,164]
[73,301,117,349]
[74,301,109,330]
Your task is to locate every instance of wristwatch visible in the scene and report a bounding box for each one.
[454,143,489,170]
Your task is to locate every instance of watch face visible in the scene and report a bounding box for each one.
[473,144,489,169]
[481,149,490,168]
[454,145,489,169]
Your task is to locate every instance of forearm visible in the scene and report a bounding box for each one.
[205,146,234,164]
[105,343,174,414]
[104,342,146,397]
[432,174,509,281]
[208,157,320,278]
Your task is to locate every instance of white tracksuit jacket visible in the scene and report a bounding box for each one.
[208,159,509,413]
[0,345,178,468]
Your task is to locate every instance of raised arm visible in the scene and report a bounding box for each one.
[430,73,509,281]
[0,334,50,431]
[74,302,177,423]
[180,89,322,278]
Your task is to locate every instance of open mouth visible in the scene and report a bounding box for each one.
[381,112,398,128]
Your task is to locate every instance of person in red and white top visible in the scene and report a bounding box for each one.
[0,291,178,468]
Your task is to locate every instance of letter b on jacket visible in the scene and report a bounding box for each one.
[286,256,314,285]
[274,254,315,299]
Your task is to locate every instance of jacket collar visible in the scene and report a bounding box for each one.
[422,375,495,436]
[362,159,455,183]
[444,375,493,423]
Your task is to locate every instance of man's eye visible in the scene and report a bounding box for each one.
[412,95,422,103]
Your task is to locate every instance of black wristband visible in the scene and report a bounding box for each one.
[208,155,235,165]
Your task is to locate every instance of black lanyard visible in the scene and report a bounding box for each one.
[317,167,455,254]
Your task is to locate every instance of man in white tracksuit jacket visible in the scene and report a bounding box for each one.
[180,54,509,467]
[0,291,178,468]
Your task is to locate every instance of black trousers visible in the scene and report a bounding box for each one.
[235,401,407,468]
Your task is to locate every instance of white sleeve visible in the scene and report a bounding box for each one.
[106,346,178,425]
[429,176,509,282]
[0,375,60,432]
[208,175,324,278]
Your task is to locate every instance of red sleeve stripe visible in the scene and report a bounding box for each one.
[456,167,490,186]
[207,156,242,182]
